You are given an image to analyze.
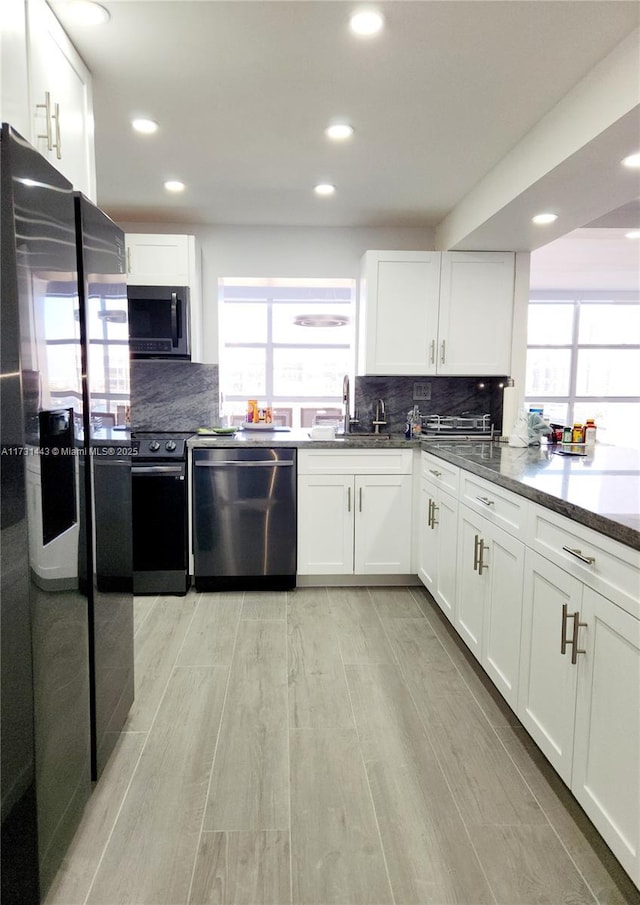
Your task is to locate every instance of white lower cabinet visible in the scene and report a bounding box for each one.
[297,449,413,576]
[572,586,640,886]
[518,549,640,885]
[418,478,458,622]
[456,505,524,709]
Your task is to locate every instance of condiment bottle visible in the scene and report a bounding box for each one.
[247,399,258,422]
[562,426,573,443]
[584,418,597,446]
[571,422,584,443]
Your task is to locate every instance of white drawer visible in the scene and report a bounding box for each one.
[298,448,413,475]
[459,471,527,534]
[421,452,459,496]
[527,503,640,619]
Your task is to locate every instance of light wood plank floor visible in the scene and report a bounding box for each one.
[45,586,640,905]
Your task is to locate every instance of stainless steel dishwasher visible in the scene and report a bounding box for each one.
[193,447,296,590]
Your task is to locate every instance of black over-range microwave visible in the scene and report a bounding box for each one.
[127,285,191,359]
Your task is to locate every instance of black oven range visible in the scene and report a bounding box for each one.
[131,432,191,595]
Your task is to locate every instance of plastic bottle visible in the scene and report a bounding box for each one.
[411,405,422,438]
[571,422,584,443]
[584,418,597,446]
[562,426,573,443]
[247,399,258,422]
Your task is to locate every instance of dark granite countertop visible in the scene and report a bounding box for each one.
[422,440,640,550]
[188,428,420,450]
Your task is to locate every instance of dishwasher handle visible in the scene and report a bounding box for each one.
[133,464,185,476]
[195,459,294,468]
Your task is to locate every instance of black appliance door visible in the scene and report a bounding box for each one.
[193,447,296,590]
[127,285,190,358]
[132,464,188,593]
[1,124,91,905]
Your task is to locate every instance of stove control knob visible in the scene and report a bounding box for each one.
[148,440,161,452]
[165,440,177,452]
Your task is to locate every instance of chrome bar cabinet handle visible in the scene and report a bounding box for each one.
[476,496,495,507]
[562,545,596,565]
[570,613,588,665]
[429,339,435,364]
[36,91,53,150]
[440,339,446,364]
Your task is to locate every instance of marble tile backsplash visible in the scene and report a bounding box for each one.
[130,361,219,431]
[354,375,507,434]
[131,364,504,435]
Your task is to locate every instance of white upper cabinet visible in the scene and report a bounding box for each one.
[125,234,195,286]
[358,251,441,375]
[438,252,514,375]
[26,0,96,198]
[358,250,514,376]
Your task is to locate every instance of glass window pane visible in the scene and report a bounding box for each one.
[272,303,352,344]
[525,349,571,395]
[527,303,574,344]
[88,344,130,395]
[87,298,129,341]
[576,350,640,395]
[220,347,266,396]
[221,303,267,344]
[273,348,350,397]
[43,295,80,341]
[573,402,640,448]
[578,304,640,345]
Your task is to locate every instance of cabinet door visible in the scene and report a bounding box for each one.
[482,522,524,710]
[455,506,486,659]
[27,0,96,199]
[297,475,353,574]
[438,252,514,376]
[418,479,437,591]
[125,234,192,285]
[354,474,412,573]
[572,587,640,885]
[358,251,441,375]
[518,550,581,783]
[432,488,458,623]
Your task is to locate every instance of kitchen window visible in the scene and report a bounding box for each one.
[525,291,640,447]
[218,278,355,427]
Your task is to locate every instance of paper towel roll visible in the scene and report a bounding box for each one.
[501,386,521,438]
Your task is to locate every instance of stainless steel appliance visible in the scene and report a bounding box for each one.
[132,434,190,595]
[1,124,133,904]
[193,447,296,590]
[127,285,191,359]
[422,412,494,439]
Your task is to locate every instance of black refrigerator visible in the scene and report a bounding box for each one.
[0,124,134,904]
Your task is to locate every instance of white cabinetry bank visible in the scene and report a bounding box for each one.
[358,250,514,376]
[419,440,640,889]
[1,0,96,199]
[125,234,203,362]
[297,448,413,579]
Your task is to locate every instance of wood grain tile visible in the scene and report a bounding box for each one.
[468,824,597,905]
[177,592,242,666]
[287,587,330,619]
[204,621,289,832]
[289,728,392,905]
[125,594,198,731]
[44,732,146,905]
[383,618,546,828]
[86,667,226,905]
[288,608,354,729]
[188,830,290,905]
[133,595,158,635]
[329,587,395,665]
[346,663,495,904]
[242,590,287,621]
[370,586,424,619]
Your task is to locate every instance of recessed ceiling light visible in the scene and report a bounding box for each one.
[326,123,354,141]
[532,213,558,225]
[621,153,640,169]
[314,183,336,196]
[349,10,384,36]
[164,180,185,193]
[63,1,110,25]
[132,118,159,135]
[625,230,640,239]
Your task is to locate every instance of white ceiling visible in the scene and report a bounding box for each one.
[51,0,640,249]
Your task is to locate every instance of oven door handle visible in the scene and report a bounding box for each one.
[132,465,185,476]
[195,460,294,468]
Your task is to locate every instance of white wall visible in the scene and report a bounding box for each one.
[119,223,435,362]
[530,228,640,291]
